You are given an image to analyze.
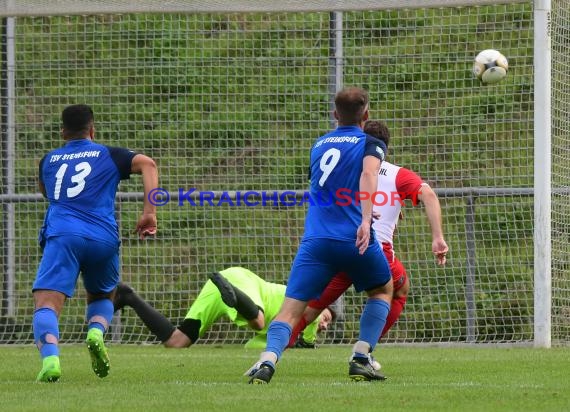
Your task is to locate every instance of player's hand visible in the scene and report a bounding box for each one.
[135,213,157,240]
[433,237,448,266]
[356,220,371,255]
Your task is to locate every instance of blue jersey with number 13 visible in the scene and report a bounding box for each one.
[303,125,386,242]
[38,139,136,245]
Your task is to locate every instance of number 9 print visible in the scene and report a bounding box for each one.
[318,148,341,187]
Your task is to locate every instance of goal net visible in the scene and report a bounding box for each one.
[551,0,570,346]
[0,0,563,346]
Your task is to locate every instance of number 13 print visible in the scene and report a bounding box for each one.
[53,162,92,199]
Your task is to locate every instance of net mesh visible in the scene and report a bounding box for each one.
[0,1,556,346]
[551,0,570,345]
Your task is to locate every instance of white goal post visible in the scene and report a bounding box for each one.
[533,0,551,348]
[0,0,562,348]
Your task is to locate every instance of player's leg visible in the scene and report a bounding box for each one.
[348,281,392,381]
[113,282,134,311]
[347,241,393,381]
[82,239,122,378]
[365,265,408,371]
[288,272,352,347]
[247,297,307,384]
[32,236,81,382]
[380,258,409,338]
[290,307,335,348]
[247,239,333,384]
[179,280,233,346]
[113,283,178,344]
[208,271,262,329]
[85,293,114,378]
[33,290,65,382]
[164,323,195,347]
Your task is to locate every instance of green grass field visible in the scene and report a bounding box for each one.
[1,345,569,411]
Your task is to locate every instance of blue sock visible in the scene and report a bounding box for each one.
[265,321,293,363]
[358,298,390,353]
[33,308,60,358]
[86,299,114,333]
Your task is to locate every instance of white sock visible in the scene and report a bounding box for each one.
[351,340,371,357]
[259,351,278,366]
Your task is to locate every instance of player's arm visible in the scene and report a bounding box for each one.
[356,156,380,254]
[417,184,448,265]
[356,137,385,255]
[131,154,158,239]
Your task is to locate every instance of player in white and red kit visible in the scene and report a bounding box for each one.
[288,120,448,350]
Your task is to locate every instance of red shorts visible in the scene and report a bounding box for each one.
[307,242,407,311]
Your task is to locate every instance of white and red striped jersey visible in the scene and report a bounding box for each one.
[372,161,425,246]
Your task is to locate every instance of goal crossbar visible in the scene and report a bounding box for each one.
[0,0,530,17]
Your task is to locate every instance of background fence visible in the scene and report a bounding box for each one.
[0,0,567,346]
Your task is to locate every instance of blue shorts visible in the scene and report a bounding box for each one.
[286,238,391,301]
[33,235,120,297]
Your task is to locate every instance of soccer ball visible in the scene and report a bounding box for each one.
[472,49,508,84]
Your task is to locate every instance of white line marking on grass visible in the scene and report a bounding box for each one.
[161,381,376,386]
[399,381,544,390]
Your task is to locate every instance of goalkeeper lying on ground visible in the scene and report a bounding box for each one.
[114,266,335,348]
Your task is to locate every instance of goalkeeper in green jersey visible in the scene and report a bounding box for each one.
[114,267,335,348]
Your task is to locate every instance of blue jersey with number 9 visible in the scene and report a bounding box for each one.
[38,139,136,245]
[303,125,386,241]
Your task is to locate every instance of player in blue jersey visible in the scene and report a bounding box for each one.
[32,104,158,382]
[246,87,393,384]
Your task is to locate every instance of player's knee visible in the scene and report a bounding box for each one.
[384,276,394,292]
[33,290,65,314]
[368,278,393,296]
[164,329,192,348]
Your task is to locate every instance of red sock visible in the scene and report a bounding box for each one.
[380,294,407,338]
[287,316,308,348]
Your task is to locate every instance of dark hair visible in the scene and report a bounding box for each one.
[364,120,390,148]
[334,87,369,125]
[62,104,94,137]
